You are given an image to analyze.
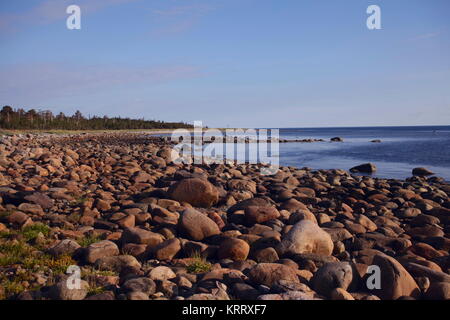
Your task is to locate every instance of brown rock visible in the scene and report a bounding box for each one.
[244,206,280,225]
[168,178,219,208]
[178,208,220,241]
[85,240,120,264]
[218,238,250,261]
[277,220,334,256]
[120,227,164,246]
[248,263,299,287]
[372,253,420,300]
[152,238,181,260]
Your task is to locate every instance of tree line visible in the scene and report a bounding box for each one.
[0,106,193,130]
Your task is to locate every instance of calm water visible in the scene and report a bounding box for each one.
[156,126,450,181]
[277,126,450,181]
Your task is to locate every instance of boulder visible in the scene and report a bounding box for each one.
[120,227,164,246]
[94,255,141,272]
[218,238,250,261]
[244,206,280,225]
[48,279,89,300]
[248,263,299,287]
[152,238,181,260]
[311,262,353,297]
[85,240,119,264]
[122,277,156,296]
[148,266,176,281]
[168,178,219,208]
[48,239,81,257]
[350,163,377,174]
[412,167,434,176]
[178,208,220,241]
[372,254,420,300]
[277,220,334,257]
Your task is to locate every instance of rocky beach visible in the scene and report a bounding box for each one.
[0,132,449,301]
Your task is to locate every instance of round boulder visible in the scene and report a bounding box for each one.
[168,178,219,208]
[178,208,220,241]
[248,263,299,287]
[277,220,334,257]
[218,238,250,261]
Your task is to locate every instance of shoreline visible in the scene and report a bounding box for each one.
[0,132,449,300]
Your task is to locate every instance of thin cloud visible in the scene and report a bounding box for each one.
[0,62,202,103]
[149,1,216,36]
[410,32,440,41]
[152,3,214,17]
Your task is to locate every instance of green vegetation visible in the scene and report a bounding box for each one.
[21,223,51,242]
[186,253,212,274]
[77,234,102,247]
[0,106,193,131]
[0,241,75,273]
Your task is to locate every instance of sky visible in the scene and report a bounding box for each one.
[0,0,449,128]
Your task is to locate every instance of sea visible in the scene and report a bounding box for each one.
[157,126,450,181]
[277,126,450,181]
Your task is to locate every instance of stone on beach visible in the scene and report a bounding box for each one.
[277,220,334,256]
[178,208,220,241]
[168,178,219,208]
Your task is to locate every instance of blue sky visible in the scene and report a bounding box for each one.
[0,0,449,128]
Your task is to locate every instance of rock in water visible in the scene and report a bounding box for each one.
[330,137,344,142]
[277,220,334,256]
[372,253,420,300]
[168,178,219,208]
[178,208,220,241]
[350,163,377,174]
[412,167,434,176]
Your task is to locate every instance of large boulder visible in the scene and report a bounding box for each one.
[248,263,299,287]
[120,227,164,246]
[244,206,280,225]
[277,220,334,257]
[311,262,353,297]
[412,167,434,176]
[168,178,219,208]
[227,198,272,214]
[85,240,119,264]
[372,254,420,300]
[350,163,377,174]
[48,239,81,257]
[218,238,250,261]
[48,279,89,300]
[178,208,220,241]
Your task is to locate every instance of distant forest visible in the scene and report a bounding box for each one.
[0,106,193,130]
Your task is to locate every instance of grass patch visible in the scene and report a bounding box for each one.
[186,252,212,274]
[0,241,75,274]
[71,196,88,206]
[21,223,51,242]
[77,234,102,247]
[87,285,106,297]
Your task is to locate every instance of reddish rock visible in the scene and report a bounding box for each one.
[244,206,280,225]
[218,238,250,261]
[168,178,219,208]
